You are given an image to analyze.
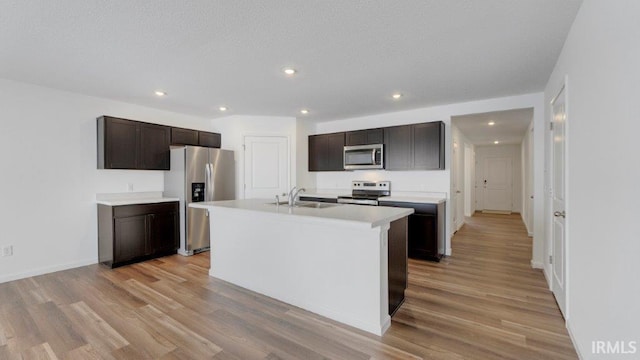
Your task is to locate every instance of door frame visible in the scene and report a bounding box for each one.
[548,75,569,318]
[242,134,291,199]
[464,143,474,217]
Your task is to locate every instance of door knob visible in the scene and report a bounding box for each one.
[553,211,566,218]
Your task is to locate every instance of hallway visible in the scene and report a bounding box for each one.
[386,213,578,359]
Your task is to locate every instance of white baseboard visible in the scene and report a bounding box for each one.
[0,257,97,284]
[446,247,452,256]
[482,210,512,215]
[531,260,544,269]
[566,320,584,359]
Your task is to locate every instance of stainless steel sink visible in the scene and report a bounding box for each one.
[295,201,338,209]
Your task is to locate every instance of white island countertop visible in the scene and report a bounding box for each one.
[191,198,413,336]
[190,199,413,228]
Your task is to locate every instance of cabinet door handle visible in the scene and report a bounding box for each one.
[553,211,566,218]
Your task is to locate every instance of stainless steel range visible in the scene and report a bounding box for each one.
[337,181,390,205]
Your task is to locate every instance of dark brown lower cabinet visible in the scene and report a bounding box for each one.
[98,201,179,268]
[380,201,445,262]
[388,216,408,316]
[114,215,148,262]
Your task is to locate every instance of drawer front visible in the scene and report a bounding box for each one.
[113,202,179,218]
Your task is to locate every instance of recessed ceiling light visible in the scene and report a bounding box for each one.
[488,121,495,126]
[494,140,500,144]
[392,93,402,100]
[283,68,297,76]
[154,90,166,97]
[300,109,309,115]
[219,106,228,112]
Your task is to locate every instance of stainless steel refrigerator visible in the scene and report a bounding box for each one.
[164,146,235,256]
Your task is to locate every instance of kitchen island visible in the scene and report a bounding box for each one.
[189,199,413,335]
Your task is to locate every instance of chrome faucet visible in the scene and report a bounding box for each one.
[287,186,306,207]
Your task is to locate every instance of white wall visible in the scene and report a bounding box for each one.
[451,124,474,229]
[210,115,297,200]
[544,1,640,358]
[295,118,317,190]
[307,93,545,261]
[474,144,523,213]
[0,79,213,283]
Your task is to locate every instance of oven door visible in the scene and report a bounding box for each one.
[343,144,384,170]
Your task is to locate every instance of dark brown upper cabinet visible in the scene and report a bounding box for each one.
[97,116,170,170]
[98,116,138,169]
[170,128,221,148]
[384,125,413,170]
[413,122,444,170]
[171,127,199,146]
[385,121,444,170]
[345,128,384,146]
[198,131,221,148]
[308,132,345,171]
[139,123,171,170]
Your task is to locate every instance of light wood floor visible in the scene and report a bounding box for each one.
[0,213,577,359]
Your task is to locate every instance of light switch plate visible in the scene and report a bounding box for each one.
[2,245,13,257]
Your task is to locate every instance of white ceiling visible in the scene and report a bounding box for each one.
[452,108,533,146]
[0,1,582,122]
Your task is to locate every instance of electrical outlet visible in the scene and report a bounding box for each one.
[2,245,13,257]
[127,183,134,192]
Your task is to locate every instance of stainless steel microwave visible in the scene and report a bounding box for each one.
[343,144,384,170]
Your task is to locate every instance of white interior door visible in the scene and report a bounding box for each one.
[551,85,567,317]
[244,136,289,199]
[483,157,512,212]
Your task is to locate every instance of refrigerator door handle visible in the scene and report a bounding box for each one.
[209,162,216,200]
[204,163,211,201]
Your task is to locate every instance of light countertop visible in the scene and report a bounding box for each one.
[97,197,179,206]
[190,199,413,228]
[300,189,446,204]
[96,191,179,206]
[379,196,446,204]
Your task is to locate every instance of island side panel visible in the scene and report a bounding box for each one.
[207,206,390,336]
[388,216,408,316]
